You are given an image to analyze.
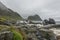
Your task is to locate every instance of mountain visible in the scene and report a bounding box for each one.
[0,2,22,20]
[28,14,42,21]
[0,2,8,10]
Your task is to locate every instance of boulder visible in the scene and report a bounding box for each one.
[0,31,13,40]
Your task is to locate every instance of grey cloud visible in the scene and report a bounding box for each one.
[0,0,60,20]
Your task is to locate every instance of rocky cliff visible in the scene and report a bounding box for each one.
[0,2,22,20]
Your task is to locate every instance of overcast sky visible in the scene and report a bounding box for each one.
[0,0,60,21]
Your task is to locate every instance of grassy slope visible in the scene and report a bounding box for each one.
[0,8,23,21]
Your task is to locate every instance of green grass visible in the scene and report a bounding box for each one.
[0,16,22,21]
[12,30,23,40]
[0,25,24,40]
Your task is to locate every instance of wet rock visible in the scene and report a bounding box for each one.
[0,31,13,40]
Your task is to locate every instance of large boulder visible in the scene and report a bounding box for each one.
[28,14,42,21]
[0,31,13,40]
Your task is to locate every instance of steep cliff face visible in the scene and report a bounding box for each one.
[0,2,22,20]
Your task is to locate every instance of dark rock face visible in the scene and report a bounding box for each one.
[28,14,42,21]
[0,31,13,40]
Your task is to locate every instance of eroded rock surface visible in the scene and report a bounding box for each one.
[0,31,13,40]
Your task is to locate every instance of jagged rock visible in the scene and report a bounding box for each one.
[0,31,13,40]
